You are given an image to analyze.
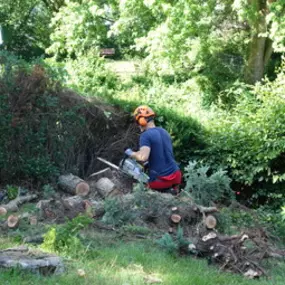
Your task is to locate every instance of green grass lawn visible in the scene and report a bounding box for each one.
[0,232,284,285]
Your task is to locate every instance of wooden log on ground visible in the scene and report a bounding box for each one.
[0,194,37,213]
[0,246,64,275]
[0,207,7,216]
[36,196,88,221]
[58,174,90,196]
[95,177,119,198]
[204,215,217,229]
[7,215,19,229]
[29,216,38,225]
[171,214,182,224]
[87,167,113,181]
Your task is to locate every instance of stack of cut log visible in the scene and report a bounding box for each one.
[0,194,38,229]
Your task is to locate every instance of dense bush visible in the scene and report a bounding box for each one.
[200,60,285,201]
[64,51,119,97]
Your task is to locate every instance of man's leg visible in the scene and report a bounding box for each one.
[148,170,182,192]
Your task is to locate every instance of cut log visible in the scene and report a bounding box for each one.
[36,196,87,221]
[58,174,90,197]
[61,196,84,209]
[7,215,19,229]
[87,167,113,181]
[0,194,37,212]
[95,177,118,198]
[0,246,64,275]
[171,214,181,224]
[204,215,217,229]
[29,216,37,225]
[0,207,7,216]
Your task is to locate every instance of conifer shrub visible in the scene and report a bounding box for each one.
[184,161,234,206]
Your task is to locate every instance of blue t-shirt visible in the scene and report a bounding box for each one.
[139,127,179,182]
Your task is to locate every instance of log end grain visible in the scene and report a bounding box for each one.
[7,215,19,229]
[0,207,7,216]
[75,182,90,197]
[205,215,217,229]
[171,214,181,224]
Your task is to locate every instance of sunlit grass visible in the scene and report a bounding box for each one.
[0,234,284,285]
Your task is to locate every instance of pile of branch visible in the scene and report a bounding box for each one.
[0,194,38,229]
[194,228,285,278]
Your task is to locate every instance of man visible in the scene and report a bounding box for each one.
[125,105,182,194]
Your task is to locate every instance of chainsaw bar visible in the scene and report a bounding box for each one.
[97,157,120,170]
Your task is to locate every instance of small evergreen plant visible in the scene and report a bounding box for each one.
[184,161,234,206]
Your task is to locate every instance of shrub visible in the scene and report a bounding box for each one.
[184,161,234,206]
[200,59,285,201]
[64,50,119,97]
[157,227,190,255]
[6,185,18,200]
[41,215,93,255]
[102,198,135,226]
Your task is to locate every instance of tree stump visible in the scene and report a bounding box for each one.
[58,174,90,196]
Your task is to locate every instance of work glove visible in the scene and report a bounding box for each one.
[124,148,133,157]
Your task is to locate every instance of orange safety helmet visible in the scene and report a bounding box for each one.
[133,105,155,126]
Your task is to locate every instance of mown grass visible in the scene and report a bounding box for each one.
[0,233,284,285]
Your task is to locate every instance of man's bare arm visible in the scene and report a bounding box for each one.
[130,146,150,162]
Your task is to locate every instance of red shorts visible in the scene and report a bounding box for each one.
[148,170,182,190]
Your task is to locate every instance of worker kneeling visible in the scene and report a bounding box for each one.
[125,105,182,195]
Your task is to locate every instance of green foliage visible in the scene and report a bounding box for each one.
[217,206,285,243]
[42,184,56,199]
[47,0,115,59]
[201,59,285,200]
[0,0,53,59]
[110,0,168,55]
[282,206,285,221]
[102,198,135,226]
[157,227,190,254]
[184,161,234,206]
[41,214,93,255]
[5,185,18,200]
[64,51,119,97]
[157,233,178,254]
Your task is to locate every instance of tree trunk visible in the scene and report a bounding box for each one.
[245,0,268,84]
[58,174,90,197]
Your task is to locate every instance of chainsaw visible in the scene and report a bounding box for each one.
[97,156,149,184]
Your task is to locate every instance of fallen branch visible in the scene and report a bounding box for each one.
[0,194,37,212]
